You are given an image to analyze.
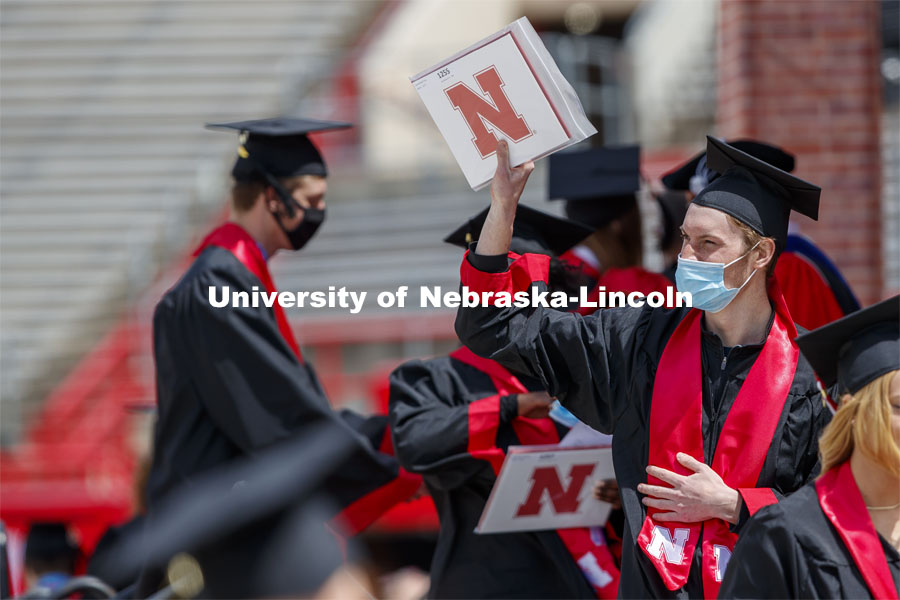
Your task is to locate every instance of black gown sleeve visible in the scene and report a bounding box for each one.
[455,251,648,433]
[163,265,400,509]
[718,505,802,599]
[466,246,510,272]
[389,359,516,490]
[174,267,334,452]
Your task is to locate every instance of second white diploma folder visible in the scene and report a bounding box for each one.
[410,17,597,190]
[475,444,614,534]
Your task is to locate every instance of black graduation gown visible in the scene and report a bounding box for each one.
[389,355,597,599]
[147,245,399,511]
[719,483,900,598]
[455,253,831,598]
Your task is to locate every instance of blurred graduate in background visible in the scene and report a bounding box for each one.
[389,205,621,599]
[138,118,421,594]
[548,146,672,316]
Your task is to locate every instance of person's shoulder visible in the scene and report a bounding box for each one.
[391,354,466,384]
[155,246,260,322]
[768,482,820,516]
[751,484,826,541]
[744,485,813,541]
[184,246,258,289]
[751,483,844,567]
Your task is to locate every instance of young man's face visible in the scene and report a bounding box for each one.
[269,174,327,230]
[679,203,756,289]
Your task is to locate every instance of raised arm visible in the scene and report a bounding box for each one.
[455,142,647,433]
[474,140,531,256]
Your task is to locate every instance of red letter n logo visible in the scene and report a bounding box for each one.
[444,66,532,159]
[515,464,595,517]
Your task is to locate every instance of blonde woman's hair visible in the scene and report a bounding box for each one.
[818,370,900,477]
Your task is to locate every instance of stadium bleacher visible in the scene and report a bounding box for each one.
[0,0,380,445]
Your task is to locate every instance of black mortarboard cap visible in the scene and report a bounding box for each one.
[113,422,361,598]
[547,146,641,229]
[691,136,820,253]
[661,139,796,192]
[207,117,352,181]
[24,523,78,564]
[655,189,690,250]
[795,295,899,394]
[444,204,593,257]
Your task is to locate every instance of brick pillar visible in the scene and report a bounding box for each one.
[717,0,884,304]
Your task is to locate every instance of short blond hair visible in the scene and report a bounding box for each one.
[818,370,900,477]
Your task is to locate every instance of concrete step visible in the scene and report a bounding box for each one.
[0,61,288,82]
[0,39,333,61]
[0,1,359,25]
[0,99,269,119]
[0,228,159,249]
[1,139,213,160]
[1,80,284,101]
[0,21,344,43]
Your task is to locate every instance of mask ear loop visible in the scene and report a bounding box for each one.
[724,240,762,269]
[722,240,763,289]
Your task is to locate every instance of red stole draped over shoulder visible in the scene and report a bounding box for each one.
[450,347,620,599]
[195,222,303,363]
[636,278,798,596]
[816,461,899,600]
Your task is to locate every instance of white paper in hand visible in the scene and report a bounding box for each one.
[410,17,596,190]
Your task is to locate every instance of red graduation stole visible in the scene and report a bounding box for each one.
[195,222,303,363]
[636,278,798,596]
[197,224,421,537]
[450,346,620,599]
[816,461,899,600]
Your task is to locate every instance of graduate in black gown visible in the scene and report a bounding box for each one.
[720,295,900,599]
[548,146,672,313]
[389,206,622,599]
[141,119,420,592]
[454,138,832,598]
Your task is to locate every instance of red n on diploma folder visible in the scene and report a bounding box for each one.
[476,445,614,534]
[411,17,597,190]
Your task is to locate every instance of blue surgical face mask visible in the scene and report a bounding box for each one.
[675,242,760,313]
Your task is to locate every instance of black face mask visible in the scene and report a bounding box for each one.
[266,176,326,251]
[275,203,326,251]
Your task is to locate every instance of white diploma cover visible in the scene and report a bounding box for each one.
[410,17,597,190]
[475,444,615,534]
